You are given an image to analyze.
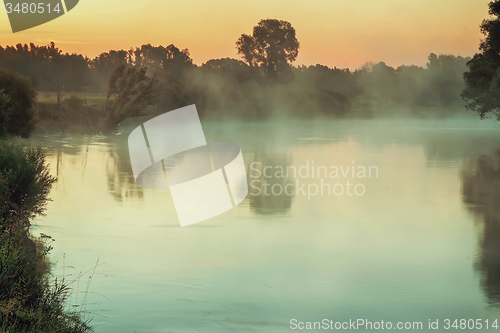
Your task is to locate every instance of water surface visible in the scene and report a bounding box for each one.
[27,117,500,332]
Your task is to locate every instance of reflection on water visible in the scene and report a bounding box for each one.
[462,153,500,305]
[22,118,500,332]
[423,132,500,166]
[104,144,143,202]
[37,134,145,203]
[245,147,294,215]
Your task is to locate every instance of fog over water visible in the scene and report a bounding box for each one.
[21,115,500,332]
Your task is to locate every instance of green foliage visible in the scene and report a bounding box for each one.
[236,19,300,81]
[0,140,56,231]
[0,68,37,138]
[462,0,500,119]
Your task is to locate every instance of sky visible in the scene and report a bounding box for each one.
[0,0,492,70]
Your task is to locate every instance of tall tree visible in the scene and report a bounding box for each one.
[462,0,500,119]
[236,19,300,81]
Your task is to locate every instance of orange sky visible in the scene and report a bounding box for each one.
[0,0,491,69]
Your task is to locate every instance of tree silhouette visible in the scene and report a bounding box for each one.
[462,0,500,119]
[134,44,193,78]
[100,65,160,132]
[427,53,468,106]
[0,42,91,91]
[236,19,299,81]
[91,49,130,73]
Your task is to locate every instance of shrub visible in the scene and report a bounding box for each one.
[0,68,37,138]
[0,140,56,231]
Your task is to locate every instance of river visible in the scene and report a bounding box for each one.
[24,116,500,332]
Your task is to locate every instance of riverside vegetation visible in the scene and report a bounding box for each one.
[0,70,93,332]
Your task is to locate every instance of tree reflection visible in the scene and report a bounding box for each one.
[462,153,500,305]
[424,133,500,164]
[29,133,144,203]
[103,133,144,203]
[244,147,294,215]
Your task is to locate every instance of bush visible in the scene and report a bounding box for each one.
[0,68,37,138]
[0,140,56,231]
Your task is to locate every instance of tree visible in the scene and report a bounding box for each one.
[91,49,130,73]
[100,65,160,132]
[0,42,91,91]
[0,68,37,138]
[236,19,300,81]
[134,44,194,78]
[201,58,248,74]
[201,58,256,82]
[462,0,500,119]
[427,53,469,107]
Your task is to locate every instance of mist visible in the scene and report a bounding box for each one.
[0,42,474,134]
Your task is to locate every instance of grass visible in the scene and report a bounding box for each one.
[36,92,107,108]
[34,92,107,134]
[0,224,93,332]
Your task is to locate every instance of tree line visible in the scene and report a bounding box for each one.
[0,39,469,106]
[0,18,485,134]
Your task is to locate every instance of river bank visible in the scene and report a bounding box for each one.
[0,140,93,332]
